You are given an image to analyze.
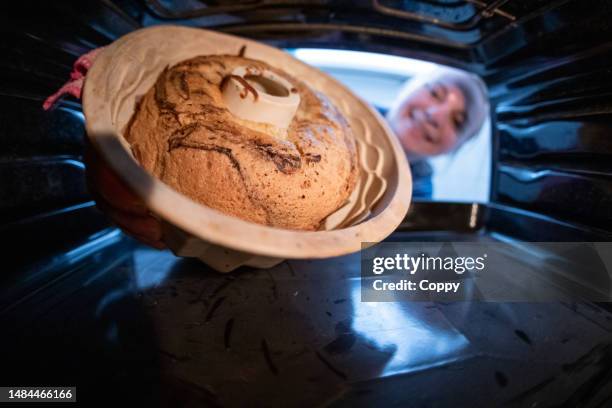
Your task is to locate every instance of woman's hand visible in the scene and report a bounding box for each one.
[44,47,165,249]
[84,140,166,249]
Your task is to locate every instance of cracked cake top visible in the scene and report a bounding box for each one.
[125,54,358,231]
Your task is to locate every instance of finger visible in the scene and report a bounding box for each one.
[92,193,164,241]
[123,231,167,250]
[109,209,164,243]
[113,215,167,249]
[84,141,149,215]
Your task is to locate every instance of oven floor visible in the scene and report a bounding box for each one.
[1,229,612,407]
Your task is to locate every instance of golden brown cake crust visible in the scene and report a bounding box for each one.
[124,54,358,231]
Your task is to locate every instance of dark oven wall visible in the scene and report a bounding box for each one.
[1,0,611,262]
[482,0,612,235]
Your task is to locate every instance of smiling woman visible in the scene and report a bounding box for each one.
[386,68,489,198]
[387,68,488,158]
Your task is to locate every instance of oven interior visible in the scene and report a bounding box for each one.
[1,0,612,406]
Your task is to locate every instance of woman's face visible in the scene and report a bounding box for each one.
[390,80,467,157]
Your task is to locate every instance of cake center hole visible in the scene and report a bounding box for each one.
[244,74,289,97]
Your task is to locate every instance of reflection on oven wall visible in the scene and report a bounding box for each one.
[292,48,491,203]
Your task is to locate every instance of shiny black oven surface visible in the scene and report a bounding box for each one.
[1,1,612,406]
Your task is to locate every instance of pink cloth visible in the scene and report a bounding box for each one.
[43,47,105,110]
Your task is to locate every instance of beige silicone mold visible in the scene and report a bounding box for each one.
[82,25,412,272]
